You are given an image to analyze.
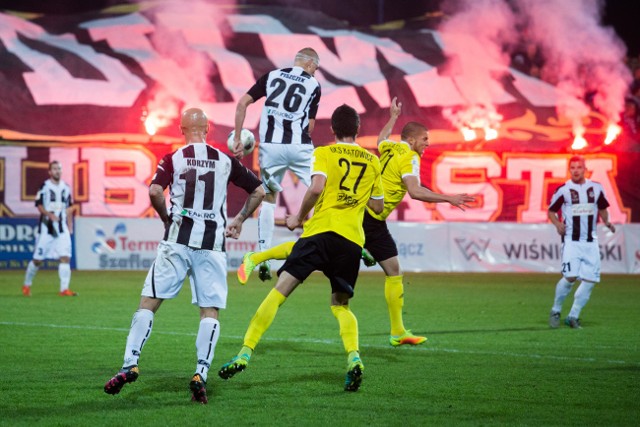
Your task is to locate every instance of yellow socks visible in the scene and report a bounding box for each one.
[251,241,295,265]
[331,305,359,354]
[238,345,253,360]
[385,275,406,336]
[243,288,287,349]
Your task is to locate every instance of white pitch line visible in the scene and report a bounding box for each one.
[0,321,636,365]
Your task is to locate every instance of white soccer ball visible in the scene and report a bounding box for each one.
[227,129,256,156]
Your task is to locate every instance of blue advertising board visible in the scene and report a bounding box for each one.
[0,218,76,269]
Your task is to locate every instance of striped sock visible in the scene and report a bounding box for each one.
[123,309,154,368]
[195,317,220,382]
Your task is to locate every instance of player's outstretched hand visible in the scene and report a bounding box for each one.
[450,193,476,211]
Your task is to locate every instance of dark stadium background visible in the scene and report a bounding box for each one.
[0,0,637,57]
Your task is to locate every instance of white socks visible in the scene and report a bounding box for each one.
[258,202,276,251]
[195,317,220,382]
[569,281,595,319]
[123,309,154,368]
[23,261,71,291]
[551,277,574,313]
[58,263,71,291]
[24,260,39,286]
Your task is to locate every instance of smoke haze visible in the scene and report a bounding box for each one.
[437,0,631,139]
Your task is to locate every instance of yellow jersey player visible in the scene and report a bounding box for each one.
[236,98,474,346]
[219,104,383,392]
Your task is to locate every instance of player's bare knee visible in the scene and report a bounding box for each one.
[139,296,163,313]
[264,192,277,204]
[200,307,219,320]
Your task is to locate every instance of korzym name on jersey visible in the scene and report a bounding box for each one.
[186,159,216,169]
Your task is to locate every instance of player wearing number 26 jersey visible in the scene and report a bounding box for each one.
[232,48,322,282]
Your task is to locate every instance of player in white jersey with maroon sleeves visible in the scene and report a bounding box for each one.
[104,108,265,404]
[231,47,321,281]
[547,155,616,329]
[22,160,76,297]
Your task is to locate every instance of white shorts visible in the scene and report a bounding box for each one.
[259,143,313,191]
[141,241,228,308]
[561,240,601,283]
[33,231,72,260]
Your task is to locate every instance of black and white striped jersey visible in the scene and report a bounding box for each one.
[151,142,262,251]
[248,65,321,145]
[548,179,610,242]
[35,179,73,236]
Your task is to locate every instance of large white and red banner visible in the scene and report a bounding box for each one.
[1,143,635,224]
[0,4,638,273]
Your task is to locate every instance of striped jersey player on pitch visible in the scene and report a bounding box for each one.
[231,47,321,281]
[104,108,265,404]
[22,160,76,297]
[547,155,616,329]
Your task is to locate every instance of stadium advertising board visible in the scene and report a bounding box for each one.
[73,219,638,273]
[343,222,635,274]
[74,217,300,271]
[0,217,76,269]
[446,223,627,273]
[75,217,164,270]
[625,224,640,274]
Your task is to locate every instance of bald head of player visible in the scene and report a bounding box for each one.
[294,47,320,76]
[180,108,210,143]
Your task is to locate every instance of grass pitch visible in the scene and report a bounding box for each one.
[1,270,638,426]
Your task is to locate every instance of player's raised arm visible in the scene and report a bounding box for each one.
[377,97,402,146]
[233,94,255,158]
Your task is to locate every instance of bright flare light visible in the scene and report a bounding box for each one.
[461,127,477,141]
[144,116,158,136]
[604,123,621,145]
[571,134,588,150]
[142,110,172,137]
[484,127,498,141]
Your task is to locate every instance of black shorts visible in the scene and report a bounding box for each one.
[279,232,361,297]
[363,210,398,262]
